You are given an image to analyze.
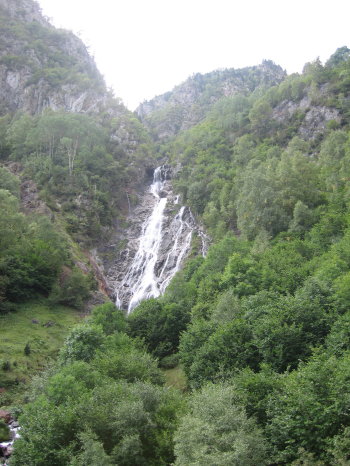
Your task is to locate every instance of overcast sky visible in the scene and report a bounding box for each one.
[38,0,350,110]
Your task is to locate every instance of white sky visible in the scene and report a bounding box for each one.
[37,0,350,110]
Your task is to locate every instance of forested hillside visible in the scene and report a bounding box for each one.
[0,0,155,411]
[137,60,286,140]
[126,46,350,464]
[2,0,350,464]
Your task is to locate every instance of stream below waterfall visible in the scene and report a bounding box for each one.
[0,419,20,465]
[113,165,208,312]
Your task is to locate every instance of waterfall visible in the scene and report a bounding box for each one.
[158,206,193,294]
[116,167,167,312]
[114,165,200,313]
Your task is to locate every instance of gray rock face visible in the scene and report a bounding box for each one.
[0,0,49,26]
[0,0,113,116]
[0,0,144,153]
[272,85,341,140]
[298,106,340,139]
[272,96,311,123]
[6,162,52,216]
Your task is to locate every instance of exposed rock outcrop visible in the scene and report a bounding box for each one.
[0,0,48,25]
[5,162,51,215]
[0,0,124,118]
[272,92,341,140]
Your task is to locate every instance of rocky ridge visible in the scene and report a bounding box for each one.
[137,61,286,139]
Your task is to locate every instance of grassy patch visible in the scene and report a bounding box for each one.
[0,299,80,407]
[163,366,187,392]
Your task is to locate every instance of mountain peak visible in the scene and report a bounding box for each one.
[136,61,286,140]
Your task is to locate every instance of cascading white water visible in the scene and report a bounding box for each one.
[114,165,206,313]
[116,167,168,312]
[158,206,192,293]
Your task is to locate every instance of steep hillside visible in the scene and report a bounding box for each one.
[0,0,151,152]
[3,1,350,464]
[137,60,286,139]
[0,0,155,244]
[0,0,155,406]
[122,47,350,464]
[163,50,349,241]
[0,0,107,115]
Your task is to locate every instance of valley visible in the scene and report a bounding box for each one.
[1,1,350,464]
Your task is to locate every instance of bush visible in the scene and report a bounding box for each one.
[50,267,91,309]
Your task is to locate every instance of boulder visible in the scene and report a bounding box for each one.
[0,411,11,424]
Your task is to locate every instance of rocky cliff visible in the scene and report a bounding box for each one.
[0,0,116,116]
[0,0,48,25]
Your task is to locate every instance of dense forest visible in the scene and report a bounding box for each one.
[2,1,350,465]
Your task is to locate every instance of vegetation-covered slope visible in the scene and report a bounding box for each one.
[3,0,350,464]
[137,60,286,140]
[11,47,350,465]
[0,0,155,406]
[124,46,350,464]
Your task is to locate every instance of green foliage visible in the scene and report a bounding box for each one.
[258,238,312,293]
[24,342,31,356]
[127,298,190,358]
[233,365,282,425]
[0,7,105,97]
[69,430,112,466]
[266,352,350,463]
[0,166,20,196]
[2,106,155,244]
[12,314,184,466]
[234,140,322,240]
[59,323,104,364]
[325,310,350,356]
[186,319,260,387]
[91,333,164,385]
[326,46,350,68]
[328,426,350,464]
[174,383,268,465]
[142,61,284,140]
[3,29,350,466]
[0,191,69,307]
[249,99,274,136]
[89,302,126,335]
[220,252,260,296]
[50,268,91,309]
[178,319,216,379]
[153,59,350,466]
[209,94,250,132]
[0,419,10,442]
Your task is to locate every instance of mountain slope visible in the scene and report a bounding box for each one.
[0,0,109,115]
[137,60,286,139]
[0,0,156,403]
[3,1,350,463]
